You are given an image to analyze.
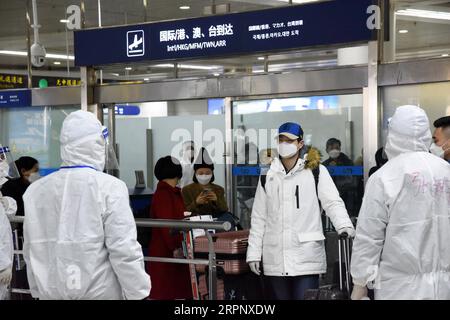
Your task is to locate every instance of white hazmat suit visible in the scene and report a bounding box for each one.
[351,105,450,300]
[0,197,16,300]
[0,179,17,300]
[23,110,151,300]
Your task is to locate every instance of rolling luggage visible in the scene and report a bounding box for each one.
[194,230,249,275]
[195,255,249,274]
[194,230,249,254]
[304,235,352,300]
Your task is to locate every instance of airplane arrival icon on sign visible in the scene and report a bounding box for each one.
[126,30,145,57]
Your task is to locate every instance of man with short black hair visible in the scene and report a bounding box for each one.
[431,116,450,162]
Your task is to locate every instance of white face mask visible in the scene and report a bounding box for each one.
[278,142,299,159]
[196,174,212,185]
[28,172,41,183]
[430,141,449,159]
[328,149,341,159]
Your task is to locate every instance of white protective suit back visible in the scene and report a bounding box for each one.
[23,111,150,300]
[351,105,450,300]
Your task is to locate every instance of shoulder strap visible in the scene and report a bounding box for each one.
[312,166,320,198]
[260,174,267,192]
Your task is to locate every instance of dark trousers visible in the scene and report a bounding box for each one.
[265,275,319,300]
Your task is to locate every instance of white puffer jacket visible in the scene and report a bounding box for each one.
[246,149,354,276]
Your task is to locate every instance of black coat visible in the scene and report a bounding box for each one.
[1,178,30,216]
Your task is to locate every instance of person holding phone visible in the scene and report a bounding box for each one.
[182,148,228,218]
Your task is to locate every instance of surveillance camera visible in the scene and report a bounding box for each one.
[30,43,46,67]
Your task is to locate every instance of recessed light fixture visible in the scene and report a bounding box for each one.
[213,73,220,77]
[60,19,69,23]
[399,29,408,34]
[442,53,449,57]
[153,63,220,71]
[144,78,150,81]
[53,61,61,65]
[257,56,265,60]
[125,67,132,71]
[0,50,74,60]
[396,8,450,21]
[179,5,190,10]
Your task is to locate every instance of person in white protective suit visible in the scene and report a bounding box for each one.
[22,110,151,300]
[178,140,196,188]
[0,146,19,300]
[351,105,450,300]
[246,122,355,300]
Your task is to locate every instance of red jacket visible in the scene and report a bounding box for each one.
[147,181,193,300]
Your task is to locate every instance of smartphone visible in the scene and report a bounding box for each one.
[202,188,212,195]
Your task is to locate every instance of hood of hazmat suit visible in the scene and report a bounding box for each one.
[22,110,150,300]
[351,105,450,300]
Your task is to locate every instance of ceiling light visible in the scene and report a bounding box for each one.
[153,63,174,68]
[0,50,74,60]
[253,70,265,73]
[152,63,220,71]
[213,73,220,76]
[60,19,69,23]
[442,54,449,57]
[277,0,319,3]
[398,29,408,34]
[395,8,450,21]
[53,61,61,65]
[125,67,132,71]
[257,56,265,61]
[179,5,190,10]
[144,78,150,81]
[45,53,74,60]
[180,64,219,70]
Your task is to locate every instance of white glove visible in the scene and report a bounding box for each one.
[337,226,356,238]
[0,196,17,217]
[248,261,261,276]
[351,284,369,300]
[0,267,12,286]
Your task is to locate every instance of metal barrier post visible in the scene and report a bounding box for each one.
[205,232,217,300]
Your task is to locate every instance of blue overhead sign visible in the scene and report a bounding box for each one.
[74,0,376,66]
[0,89,31,108]
[115,105,141,116]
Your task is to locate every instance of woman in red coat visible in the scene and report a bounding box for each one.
[147,156,193,300]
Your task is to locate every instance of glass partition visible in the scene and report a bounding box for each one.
[0,105,80,175]
[382,81,450,146]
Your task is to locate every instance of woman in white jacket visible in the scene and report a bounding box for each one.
[246,122,355,300]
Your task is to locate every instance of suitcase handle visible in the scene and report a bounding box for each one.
[338,237,352,295]
[338,232,348,240]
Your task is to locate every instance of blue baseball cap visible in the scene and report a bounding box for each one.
[278,122,304,140]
